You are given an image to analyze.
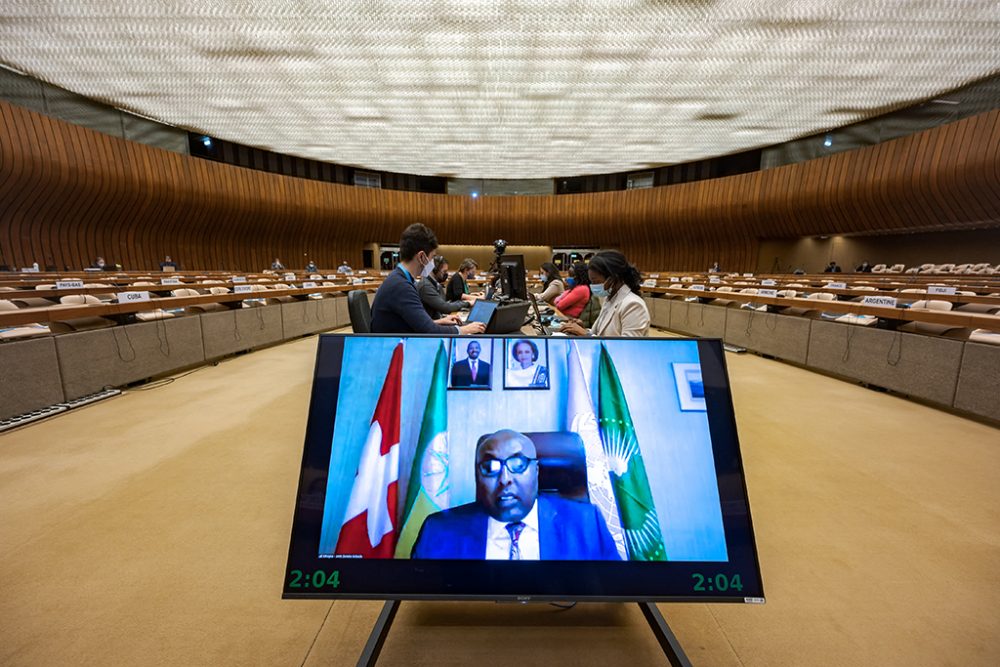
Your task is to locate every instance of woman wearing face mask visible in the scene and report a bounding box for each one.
[560,251,650,337]
[552,262,591,319]
[533,262,565,304]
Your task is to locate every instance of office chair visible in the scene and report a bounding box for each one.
[347,289,372,333]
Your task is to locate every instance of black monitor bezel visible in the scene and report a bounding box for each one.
[498,254,527,300]
[283,334,764,603]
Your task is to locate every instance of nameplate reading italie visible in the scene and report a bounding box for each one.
[231,276,247,283]
[862,295,897,308]
[826,282,846,290]
[284,273,296,281]
[302,282,318,288]
[56,280,84,289]
[709,276,721,283]
[234,285,253,294]
[758,289,778,298]
[117,291,150,303]
[690,284,706,291]
[928,285,957,295]
[160,277,181,285]
[761,279,777,286]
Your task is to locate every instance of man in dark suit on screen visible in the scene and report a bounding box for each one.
[411,430,621,560]
[450,340,491,387]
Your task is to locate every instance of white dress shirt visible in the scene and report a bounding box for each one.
[485,501,540,560]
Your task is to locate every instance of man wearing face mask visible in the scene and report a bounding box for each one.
[370,223,487,335]
[418,255,476,319]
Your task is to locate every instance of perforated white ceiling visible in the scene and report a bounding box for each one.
[1,1,998,178]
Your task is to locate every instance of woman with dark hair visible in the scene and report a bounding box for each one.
[505,339,549,388]
[533,262,565,304]
[552,262,591,318]
[561,250,650,337]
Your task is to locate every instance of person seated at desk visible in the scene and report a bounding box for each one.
[305,259,318,273]
[709,261,721,273]
[552,262,591,319]
[271,258,286,271]
[159,255,179,270]
[411,429,620,560]
[559,251,650,338]
[93,256,107,269]
[370,223,486,335]
[337,260,353,274]
[855,261,872,273]
[824,261,842,273]
[446,258,479,302]
[418,255,474,319]
[533,262,565,304]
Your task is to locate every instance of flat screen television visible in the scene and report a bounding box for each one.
[498,254,527,301]
[284,334,763,603]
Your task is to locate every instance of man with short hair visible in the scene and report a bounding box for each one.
[450,340,491,387]
[370,223,486,335]
[337,260,353,274]
[411,429,620,560]
[159,255,178,270]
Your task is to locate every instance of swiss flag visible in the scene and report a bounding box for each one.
[335,342,403,558]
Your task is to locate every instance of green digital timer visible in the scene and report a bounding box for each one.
[288,569,341,589]
[692,573,743,593]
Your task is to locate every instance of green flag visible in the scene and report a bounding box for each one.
[597,344,667,561]
[395,341,451,557]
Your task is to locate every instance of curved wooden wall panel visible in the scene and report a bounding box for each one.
[1,99,998,272]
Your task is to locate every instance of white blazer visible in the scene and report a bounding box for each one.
[590,286,650,337]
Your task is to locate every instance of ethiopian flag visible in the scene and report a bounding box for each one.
[395,341,451,557]
[597,344,667,561]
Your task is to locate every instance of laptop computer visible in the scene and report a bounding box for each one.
[466,299,499,328]
[528,293,550,335]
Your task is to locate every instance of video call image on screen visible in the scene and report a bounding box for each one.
[317,336,728,563]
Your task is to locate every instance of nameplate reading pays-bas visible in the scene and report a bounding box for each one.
[117,291,151,303]
[56,279,84,289]
[862,295,897,308]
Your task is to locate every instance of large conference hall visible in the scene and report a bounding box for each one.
[1,3,998,666]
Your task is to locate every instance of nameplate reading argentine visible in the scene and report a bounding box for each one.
[862,295,897,307]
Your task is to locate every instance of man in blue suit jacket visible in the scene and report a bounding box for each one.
[370,223,486,335]
[411,429,621,560]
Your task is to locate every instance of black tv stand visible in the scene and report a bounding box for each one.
[356,600,692,667]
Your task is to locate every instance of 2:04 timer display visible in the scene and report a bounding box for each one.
[692,573,743,593]
[288,569,340,589]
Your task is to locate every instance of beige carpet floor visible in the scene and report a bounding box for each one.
[1,330,997,666]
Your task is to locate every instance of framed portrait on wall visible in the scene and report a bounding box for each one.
[448,338,493,390]
[503,338,550,390]
[672,362,706,411]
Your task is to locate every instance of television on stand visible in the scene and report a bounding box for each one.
[283,334,764,665]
